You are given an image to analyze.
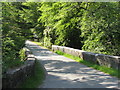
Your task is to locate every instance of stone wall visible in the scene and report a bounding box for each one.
[52,45,120,70]
[2,48,36,88]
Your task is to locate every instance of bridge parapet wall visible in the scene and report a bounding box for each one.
[52,45,120,70]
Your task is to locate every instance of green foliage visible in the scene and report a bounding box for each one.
[8,2,118,56]
[2,37,25,72]
[44,36,52,49]
[2,2,28,72]
[2,2,120,73]
[19,48,26,61]
[39,2,83,49]
[39,2,120,55]
[55,50,120,78]
[80,2,120,55]
[3,2,119,53]
[21,2,45,41]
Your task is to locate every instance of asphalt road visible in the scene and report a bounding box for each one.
[26,40,119,89]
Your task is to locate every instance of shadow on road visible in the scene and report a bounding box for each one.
[25,40,118,88]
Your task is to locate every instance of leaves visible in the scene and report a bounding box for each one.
[81,2,120,55]
[2,2,120,73]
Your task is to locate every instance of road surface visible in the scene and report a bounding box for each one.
[26,40,119,89]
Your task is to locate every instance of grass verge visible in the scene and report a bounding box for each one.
[55,50,120,78]
[32,41,47,49]
[32,41,52,51]
[18,60,45,88]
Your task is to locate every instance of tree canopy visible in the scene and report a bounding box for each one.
[2,2,120,72]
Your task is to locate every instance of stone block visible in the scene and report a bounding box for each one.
[27,54,35,58]
[96,54,120,69]
[82,52,97,64]
[63,47,71,54]
[52,45,59,51]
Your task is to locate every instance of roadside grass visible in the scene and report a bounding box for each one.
[32,41,48,49]
[18,60,45,88]
[32,41,52,51]
[55,50,120,78]
[32,41,43,46]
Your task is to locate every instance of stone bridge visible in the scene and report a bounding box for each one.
[26,40,119,89]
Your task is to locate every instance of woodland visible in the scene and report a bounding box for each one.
[2,2,120,72]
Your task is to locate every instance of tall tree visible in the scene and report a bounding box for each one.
[39,2,83,49]
[80,2,120,55]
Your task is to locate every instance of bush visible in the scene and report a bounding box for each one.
[19,48,26,61]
